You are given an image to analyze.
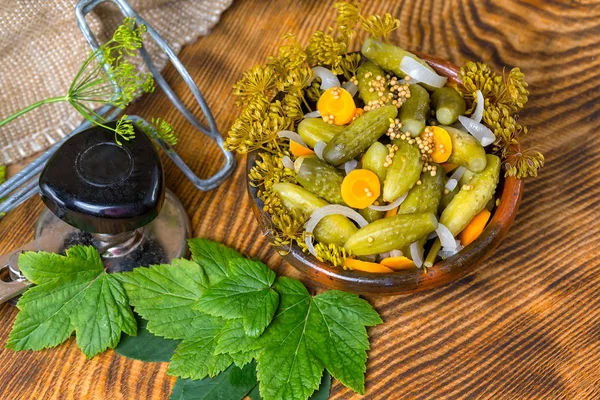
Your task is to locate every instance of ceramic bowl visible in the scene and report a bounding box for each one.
[246,52,523,295]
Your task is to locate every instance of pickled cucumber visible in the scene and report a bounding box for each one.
[382,139,423,202]
[397,165,445,214]
[357,60,391,108]
[295,156,345,205]
[297,118,343,148]
[399,84,430,137]
[323,104,398,166]
[431,87,466,125]
[440,154,500,236]
[443,125,487,172]
[272,183,358,246]
[344,212,438,256]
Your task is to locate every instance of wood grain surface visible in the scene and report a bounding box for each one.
[1,0,599,399]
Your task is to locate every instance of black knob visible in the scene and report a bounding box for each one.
[39,121,165,234]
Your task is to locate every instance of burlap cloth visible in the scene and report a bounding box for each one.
[0,0,232,165]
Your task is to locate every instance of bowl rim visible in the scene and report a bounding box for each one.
[246,51,524,295]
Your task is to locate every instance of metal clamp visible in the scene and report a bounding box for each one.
[76,0,236,191]
[0,0,235,216]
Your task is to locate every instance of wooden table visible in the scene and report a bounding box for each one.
[1,0,599,398]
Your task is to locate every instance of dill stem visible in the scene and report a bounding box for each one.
[0,96,67,128]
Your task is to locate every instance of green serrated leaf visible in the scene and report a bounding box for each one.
[195,259,279,337]
[168,314,232,379]
[247,370,332,400]
[170,362,257,400]
[215,319,258,368]
[6,246,137,359]
[188,238,243,285]
[119,260,234,380]
[117,259,209,339]
[255,277,381,399]
[116,316,180,362]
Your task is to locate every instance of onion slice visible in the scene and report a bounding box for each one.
[400,56,447,88]
[445,178,458,192]
[436,223,456,249]
[344,160,358,175]
[368,192,408,211]
[471,90,484,123]
[304,205,369,257]
[277,130,306,146]
[449,166,466,182]
[304,110,321,119]
[342,80,358,97]
[311,66,340,90]
[440,241,464,259]
[304,235,317,257]
[390,249,404,258]
[314,141,326,160]
[409,241,424,268]
[281,156,294,170]
[458,115,496,147]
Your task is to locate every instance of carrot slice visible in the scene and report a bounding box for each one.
[345,258,393,273]
[459,209,492,246]
[441,162,459,173]
[341,169,381,209]
[380,256,416,271]
[384,206,398,218]
[352,108,364,121]
[289,140,315,157]
[423,126,453,163]
[317,87,356,125]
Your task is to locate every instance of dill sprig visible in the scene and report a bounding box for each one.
[0,17,166,145]
[137,117,178,146]
[314,242,351,268]
[457,61,543,178]
[361,13,401,41]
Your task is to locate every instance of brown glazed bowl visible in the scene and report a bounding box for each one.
[246,52,523,295]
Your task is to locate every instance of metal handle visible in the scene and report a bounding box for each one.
[0,233,65,305]
[75,0,236,191]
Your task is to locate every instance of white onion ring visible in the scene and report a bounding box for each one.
[304,235,317,257]
[342,81,358,97]
[445,178,458,192]
[293,157,305,173]
[427,231,438,240]
[277,130,306,146]
[471,90,484,123]
[458,115,496,147]
[436,223,456,249]
[311,66,341,90]
[390,249,404,258]
[409,241,424,268]
[344,160,358,175]
[304,110,321,119]
[304,205,369,257]
[281,156,294,170]
[314,141,326,160]
[400,57,447,88]
[449,166,466,182]
[440,241,464,259]
[368,192,408,211]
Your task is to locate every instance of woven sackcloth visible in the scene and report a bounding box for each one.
[0,0,232,165]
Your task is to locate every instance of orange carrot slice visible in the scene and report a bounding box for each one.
[380,256,416,270]
[341,169,381,209]
[459,209,492,246]
[423,126,453,163]
[384,206,399,218]
[345,258,393,273]
[289,140,315,157]
[317,87,356,125]
[441,162,459,173]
